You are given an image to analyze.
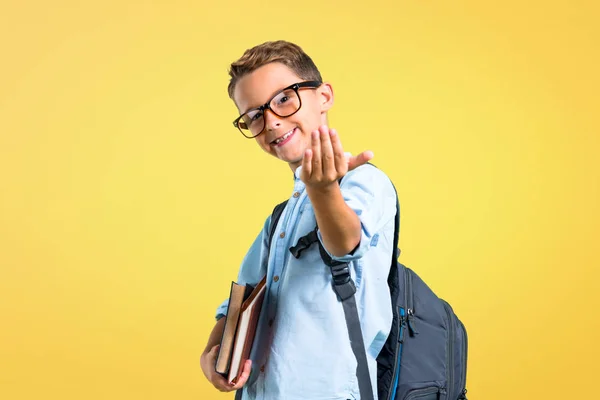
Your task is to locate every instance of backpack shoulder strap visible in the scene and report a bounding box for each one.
[267,200,288,252]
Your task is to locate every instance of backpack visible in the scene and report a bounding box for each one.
[252,167,469,400]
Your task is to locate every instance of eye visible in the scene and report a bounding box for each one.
[276,95,290,105]
[245,110,263,123]
[273,88,296,107]
[250,111,263,122]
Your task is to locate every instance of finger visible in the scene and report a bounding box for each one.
[320,126,335,177]
[232,359,253,390]
[206,344,220,362]
[301,148,313,181]
[212,374,236,392]
[348,150,374,171]
[329,129,347,175]
[311,130,322,179]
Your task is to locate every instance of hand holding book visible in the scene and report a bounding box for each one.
[200,343,252,392]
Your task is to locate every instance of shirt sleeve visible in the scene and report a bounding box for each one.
[317,164,398,262]
[215,216,271,321]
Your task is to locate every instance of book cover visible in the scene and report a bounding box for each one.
[226,275,267,384]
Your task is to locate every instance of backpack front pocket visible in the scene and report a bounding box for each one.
[403,386,440,400]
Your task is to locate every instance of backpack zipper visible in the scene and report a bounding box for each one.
[441,300,454,399]
[388,267,412,400]
[405,269,417,336]
[388,307,406,400]
[458,319,469,396]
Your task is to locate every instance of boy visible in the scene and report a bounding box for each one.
[200,40,398,400]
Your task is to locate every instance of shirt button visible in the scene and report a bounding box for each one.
[260,365,265,372]
[269,319,274,327]
[279,232,285,238]
[293,192,300,198]
[273,275,279,282]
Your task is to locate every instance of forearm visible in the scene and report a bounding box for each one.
[202,316,226,356]
[307,183,361,257]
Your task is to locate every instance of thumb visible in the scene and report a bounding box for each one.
[208,344,220,359]
[348,150,374,171]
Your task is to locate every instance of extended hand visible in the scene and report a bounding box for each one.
[200,344,252,392]
[300,125,373,190]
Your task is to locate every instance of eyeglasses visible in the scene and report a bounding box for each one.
[233,81,322,138]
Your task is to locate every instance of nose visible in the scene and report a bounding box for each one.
[264,109,283,132]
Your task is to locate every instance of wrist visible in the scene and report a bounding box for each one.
[306,180,339,198]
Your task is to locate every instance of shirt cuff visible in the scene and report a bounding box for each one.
[215,298,229,321]
[316,220,373,262]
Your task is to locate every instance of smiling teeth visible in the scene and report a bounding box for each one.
[274,129,294,144]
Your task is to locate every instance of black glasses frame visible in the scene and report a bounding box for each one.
[232,81,322,138]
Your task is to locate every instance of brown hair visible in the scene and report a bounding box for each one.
[227,40,323,100]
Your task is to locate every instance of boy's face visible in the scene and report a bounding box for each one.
[232,62,333,171]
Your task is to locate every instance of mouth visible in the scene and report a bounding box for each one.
[270,128,296,147]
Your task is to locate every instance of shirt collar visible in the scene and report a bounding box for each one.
[293,165,303,181]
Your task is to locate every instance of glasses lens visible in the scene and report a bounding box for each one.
[239,109,265,137]
[271,88,300,118]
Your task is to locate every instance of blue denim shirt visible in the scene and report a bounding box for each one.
[216,163,398,400]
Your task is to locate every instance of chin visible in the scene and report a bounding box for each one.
[281,149,306,163]
[288,156,304,165]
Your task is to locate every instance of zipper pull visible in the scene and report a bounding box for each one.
[407,309,419,336]
[399,314,406,343]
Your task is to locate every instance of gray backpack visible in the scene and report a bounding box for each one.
[252,168,469,400]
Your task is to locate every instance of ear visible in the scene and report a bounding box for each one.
[318,82,334,112]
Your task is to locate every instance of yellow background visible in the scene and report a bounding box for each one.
[1,1,598,399]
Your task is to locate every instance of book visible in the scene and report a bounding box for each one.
[214,281,253,375]
[214,275,267,384]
